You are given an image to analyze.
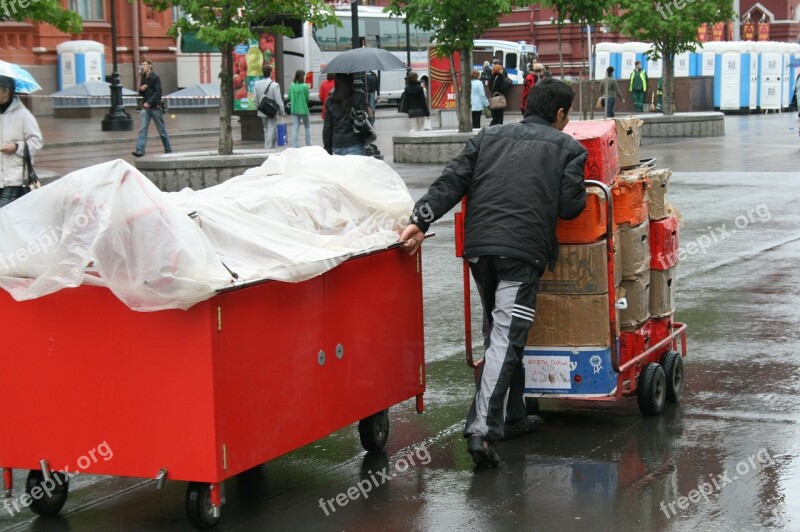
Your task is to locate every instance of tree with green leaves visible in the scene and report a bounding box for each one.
[385,0,517,133]
[0,0,82,33]
[607,0,734,116]
[143,1,335,155]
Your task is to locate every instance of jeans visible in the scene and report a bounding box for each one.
[333,143,366,156]
[135,108,172,154]
[291,114,311,148]
[0,186,26,207]
[261,116,278,149]
[606,97,616,117]
[368,92,377,125]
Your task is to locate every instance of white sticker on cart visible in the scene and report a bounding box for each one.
[524,355,572,390]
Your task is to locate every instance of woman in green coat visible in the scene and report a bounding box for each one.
[287,69,311,148]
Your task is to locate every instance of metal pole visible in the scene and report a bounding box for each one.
[733,0,741,40]
[587,24,592,81]
[351,0,359,49]
[102,0,133,131]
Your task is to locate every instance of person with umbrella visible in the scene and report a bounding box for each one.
[323,73,371,156]
[0,75,43,207]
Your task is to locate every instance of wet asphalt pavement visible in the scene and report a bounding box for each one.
[2,110,800,531]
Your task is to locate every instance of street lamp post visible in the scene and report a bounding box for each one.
[102,0,133,131]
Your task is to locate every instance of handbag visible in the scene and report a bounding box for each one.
[482,106,492,118]
[21,142,42,195]
[489,92,507,110]
[257,81,280,118]
[351,107,377,144]
[397,92,408,114]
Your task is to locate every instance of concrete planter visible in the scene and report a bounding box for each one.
[393,131,475,163]
[134,150,269,192]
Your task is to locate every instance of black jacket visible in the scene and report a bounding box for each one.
[410,116,588,272]
[402,83,428,118]
[489,73,511,96]
[139,71,163,108]
[323,98,362,153]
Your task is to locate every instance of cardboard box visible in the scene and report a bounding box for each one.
[650,216,679,270]
[556,186,616,244]
[527,293,616,347]
[523,346,617,397]
[563,120,620,185]
[619,271,650,329]
[647,168,672,220]
[612,168,650,227]
[619,220,650,279]
[614,117,644,168]
[650,266,676,317]
[541,232,621,295]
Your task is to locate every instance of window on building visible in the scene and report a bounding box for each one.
[69,0,104,21]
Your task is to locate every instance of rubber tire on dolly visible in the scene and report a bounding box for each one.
[660,350,684,403]
[186,482,221,529]
[359,409,390,453]
[637,362,667,416]
[25,470,69,516]
[525,397,540,415]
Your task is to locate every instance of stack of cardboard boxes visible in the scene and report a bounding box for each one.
[523,118,679,398]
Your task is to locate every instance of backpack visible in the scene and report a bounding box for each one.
[257,81,280,118]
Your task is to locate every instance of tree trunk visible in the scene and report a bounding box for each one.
[458,47,472,133]
[663,51,674,116]
[218,43,234,155]
[557,22,564,81]
[581,24,587,120]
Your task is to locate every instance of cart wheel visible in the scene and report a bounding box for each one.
[525,397,540,415]
[358,409,390,453]
[637,363,666,416]
[25,470,69,516]
[185,482,221,529]
[660,351,684,403]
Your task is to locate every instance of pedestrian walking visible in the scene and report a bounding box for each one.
[132,59,171,157]
[287,69,311,148]
[0,75,43,207]
[480,61,492,85]
[253,65,285,149]
[520,63,543,114]
[603,66,624,118]
[399,79,588,468]
[488,64,511,126]
[319,73,335,120]
[629,61,648,112]
[323,73,369,156]
[366,71,379,125]
[470,70,489,129]
[400,72,429,133]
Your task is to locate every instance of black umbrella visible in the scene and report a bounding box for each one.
[321,47,408,74]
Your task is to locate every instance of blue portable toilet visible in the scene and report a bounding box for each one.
[789,43,800,105]
[743,42,759,111]
[594,42,622,80]
[646,47,663,79]
[780,42,792,109]
[56,40,105,91]
[674,49,694,78]
[715,42,755,112]
[619,41,648,80]
[756,41,783,111]
[699,42,724,108]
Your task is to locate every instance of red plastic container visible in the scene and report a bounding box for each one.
[650,315,673,358]
[620,320,651,366]
[556,186,618,244]
[612,170,650,226]
[650,215,679,270]
[563,120,620,185]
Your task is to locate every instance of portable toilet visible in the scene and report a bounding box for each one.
[674,50,693,78]
[620,41,650,80]
[699,41,719,78]
[743,41,759,111]
[713,42,741,111]
[780,42,792,109]
[594,42,621,80]
[56,40,105,91]
[789,43,800,105]
[646,50,663,79]
[756,41,783,111]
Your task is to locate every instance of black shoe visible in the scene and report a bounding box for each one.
[467,435,500,468]
[132,151,144,157]
[499,415,543,441]
[165,150,172,154]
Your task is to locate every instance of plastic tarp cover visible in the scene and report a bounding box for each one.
[0,147,413,311]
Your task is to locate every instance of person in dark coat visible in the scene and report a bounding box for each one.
[488,64,511,126]
[132,59,171,157]
[400,72,429,133]
[399,79,587,468]
[323,73,369,156]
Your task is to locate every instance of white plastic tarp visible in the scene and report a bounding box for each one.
[0,147,414,311]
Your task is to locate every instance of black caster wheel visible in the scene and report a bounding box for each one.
[358,409,390,453]
[660,350,684,403]
[25,470,69,516]
[525,397,540,415]
[186,482,221,529]
[637,363,666,416]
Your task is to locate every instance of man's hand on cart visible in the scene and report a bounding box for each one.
[400,223,424,255]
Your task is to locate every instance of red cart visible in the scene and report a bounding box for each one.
[0,244,425,528]
[455,180,687,416]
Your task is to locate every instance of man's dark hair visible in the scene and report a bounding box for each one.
[0,75,15,95]
[524,78,574,122]
[262,65,273,78]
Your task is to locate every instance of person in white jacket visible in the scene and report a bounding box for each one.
[470,70,490,130]
[0,76,43,207]
[253,64,286,149]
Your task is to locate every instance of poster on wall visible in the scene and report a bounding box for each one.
[232,32,277,111]
[428,48,460,110]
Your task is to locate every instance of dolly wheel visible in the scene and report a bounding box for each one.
[359,409,390,453]
[660,351,684,403]
[637,363,666,416]
[186,482,221,529]
[525,397,540,415]
[25,470,69,516]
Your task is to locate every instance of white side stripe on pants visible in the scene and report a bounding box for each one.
[511,303,535,322]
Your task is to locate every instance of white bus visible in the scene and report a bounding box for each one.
[473,40,539,84]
